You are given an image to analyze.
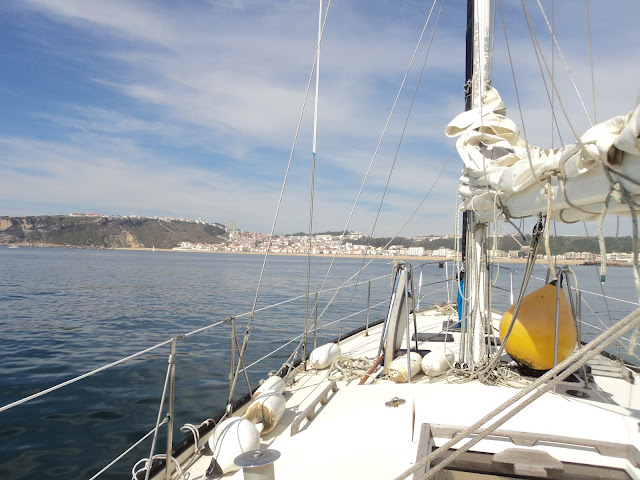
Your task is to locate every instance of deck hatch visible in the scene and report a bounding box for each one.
[413,423,638,479]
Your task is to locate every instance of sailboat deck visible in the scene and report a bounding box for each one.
[183,307,640,479]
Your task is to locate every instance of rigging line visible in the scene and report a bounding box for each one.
[90,419,168,480]
[295,0,442,350]
[557,173,601,216]
[544,180,557,279]
[530,272,639,306]
[497,0,545,190]
[221,274,394,372]
[369,0,445,237]
[246,298,389,372]
[249,0,333,320]
[228,1,334,406]
[519,0,588,144]
[581,221,616,328]
[477,218,543,379]
[606,167,640,188]
[311,0,441,313]
[231,272,393,323]
[398,307,640,480]
[499,220,526,247]
[182,318,229,339]
[304,0,325,359]
[0,338,173,414]
[576,288,640,308]
[522,0,564,146]
[156,220,190,241]
[607,171,640,302]
[143,349,174,480]
[580,306,634,345]
[316,144,456,328]
[585,0,597,123]
[551,0,554,149]
[338,0,446,342]
[534,0,594,126]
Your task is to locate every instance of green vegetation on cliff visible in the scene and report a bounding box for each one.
[0,216,226,249]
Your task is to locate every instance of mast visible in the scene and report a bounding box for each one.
[462,0,491,366]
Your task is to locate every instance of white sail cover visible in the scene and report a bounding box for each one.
[445,87,640,223]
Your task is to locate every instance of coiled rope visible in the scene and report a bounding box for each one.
[326,356,376,383]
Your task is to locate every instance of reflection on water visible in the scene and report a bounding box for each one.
[0,247,637,479]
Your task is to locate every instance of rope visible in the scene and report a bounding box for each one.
[463,217,544,383]
[179,423,202,452]
[326,356,376,383]
[446,359,529,388]
[174,419,217,474]
[544,180,556,280]
[597,184,613,283]
[395,307,640,480]
[132,454,182,480]
[556,173,600,218]
[436,303,458,317]
[90,419,167,480]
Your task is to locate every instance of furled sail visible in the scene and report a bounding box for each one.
[446,87,640,223]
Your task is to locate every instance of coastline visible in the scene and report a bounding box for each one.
[2,243,624,266]
[118,247,591,265]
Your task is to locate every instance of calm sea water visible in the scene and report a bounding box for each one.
[0,248,637,479]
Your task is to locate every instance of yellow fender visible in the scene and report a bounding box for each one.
[499,283,577,371]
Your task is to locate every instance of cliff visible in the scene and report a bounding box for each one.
[0,216,226,249]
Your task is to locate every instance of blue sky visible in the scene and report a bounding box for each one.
[1,1,638,237]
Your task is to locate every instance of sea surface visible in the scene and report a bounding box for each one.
[0,247,638,479]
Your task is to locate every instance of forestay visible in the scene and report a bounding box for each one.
[446,87,640,223]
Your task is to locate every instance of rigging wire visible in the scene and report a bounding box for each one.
[520,0,565,146]
[519,0,587,145]
[496,0,545,190]
[534,0,594,127]
[585,0,597,123]
[451,215,545,383]
[337,0,446,342]
[303,0,443,326]
[303,0,326,366]
[280,0,445,370]
[226,0,334,412]
[331,145,456,338]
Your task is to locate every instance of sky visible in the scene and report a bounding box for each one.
[1,0,638,238]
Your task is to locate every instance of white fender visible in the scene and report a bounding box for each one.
[389,352,422,383]
[252,375,285,399]
[243,391,286,435]
[308,343,341,370]
[421,350,455,378]
[207,417,261,475]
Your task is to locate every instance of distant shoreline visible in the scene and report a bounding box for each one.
[3,243,627,266]
[118,246,592,265]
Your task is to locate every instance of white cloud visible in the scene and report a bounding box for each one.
[4,0,639,237]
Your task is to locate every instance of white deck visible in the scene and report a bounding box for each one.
[182,307,640,480]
